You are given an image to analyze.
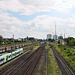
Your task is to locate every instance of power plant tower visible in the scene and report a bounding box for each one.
[53,22,57,41]
[47,34,52,40]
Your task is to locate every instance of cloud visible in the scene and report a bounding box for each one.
[0,0,75,15]
[0,0,75,39]
[0,9,39,38]
[29,15,75,38]
[0,10,75,38]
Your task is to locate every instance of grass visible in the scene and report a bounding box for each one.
[33,46,40,51]
[45,46,62,75]
[48,48,61,75]
[1,42,26,47]
[52,43,75,71]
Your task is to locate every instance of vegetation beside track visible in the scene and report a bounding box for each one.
[23,44,40,52]
[1,42,26,47]
[45,46,62,75]
[52,43,75,71]
[35,45,62,75]
[33,46,40,51]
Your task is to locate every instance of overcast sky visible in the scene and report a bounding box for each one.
[0,0,75,39]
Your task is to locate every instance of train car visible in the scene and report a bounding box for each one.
[15,45,19,49]
[19,44,22,48]
[16,48,23,54]
[6,53,12,61]
[19,48,23,54]
[24,43,27,46]
[15,50,20,56]
[0,47,23,65]
[11,51,16,58]
[0,52,14,65]
[11,46,15,51]
[21,44,25,47]
[0,47,6,53]
[6,46,12,52]
[11,48,23,58]
[0,53,12,65]
[0,54,6,65]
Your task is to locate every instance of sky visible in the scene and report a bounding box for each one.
[0,0,75,39]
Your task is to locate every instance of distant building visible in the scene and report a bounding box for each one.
[53,35,57,40]
[58,36,63,40]
[47,34,52,40]
[60,40,67,45]
[3,38,13,41]
[18,38,23,41]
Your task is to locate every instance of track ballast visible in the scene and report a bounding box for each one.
[50,44,75,75]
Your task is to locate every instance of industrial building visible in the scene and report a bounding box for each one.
[53,35,57,40]
[47,34,52,40]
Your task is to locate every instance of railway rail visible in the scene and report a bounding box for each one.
[0,45,35,74]
[0,45,45,75]
[50,44,75,75]
[0,51,31,74]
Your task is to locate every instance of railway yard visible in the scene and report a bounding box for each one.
[0,42,75,75]
[0,0,75,75]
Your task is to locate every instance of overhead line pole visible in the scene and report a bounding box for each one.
[55,22,57,45]
[13,34,14,47]
[64,33,65,39]
[12,34,14,51]
[55,22,56,36]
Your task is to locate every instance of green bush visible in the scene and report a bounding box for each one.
[56,45,75,70]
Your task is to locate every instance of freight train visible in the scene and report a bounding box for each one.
[0,42,38,53]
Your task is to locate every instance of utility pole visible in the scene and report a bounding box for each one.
[64,33,65,39]
[55,22,56,36]
[61,33,62,44]
[64,33,65,46]
[61,33,62,36]
[13,34,14,46]
[55,22,57,45]
[12,34,14,51]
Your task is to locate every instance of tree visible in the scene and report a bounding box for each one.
[48,39,54,42]
[58,36,63,40]
[64,37,75,46]
[28,37,35,41]
[69,39,75,46]
[0,35,3,45]
[37,39,42,41]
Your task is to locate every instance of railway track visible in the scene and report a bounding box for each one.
[0,51,31,74]
[0,45,35,74]
[0,45,45,75]
[23,47,44,75]
[50,44,75,75]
